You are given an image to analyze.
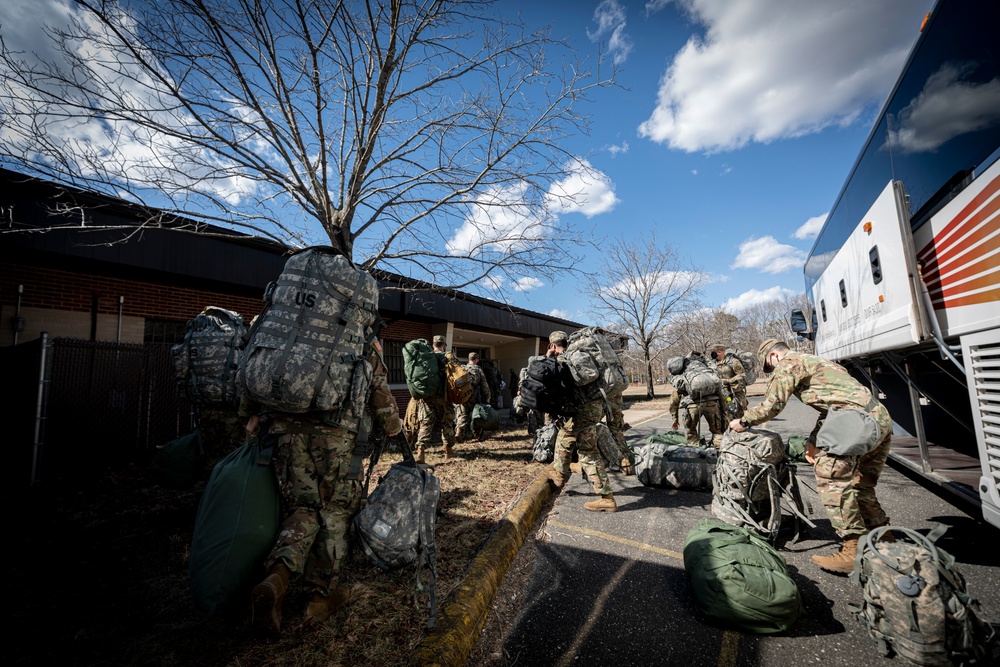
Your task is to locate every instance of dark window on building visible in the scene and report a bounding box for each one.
[384,340,404,384]
[144,319,188,344]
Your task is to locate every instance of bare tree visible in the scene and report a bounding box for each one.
[0,0,615,296]
[585,233,705,398]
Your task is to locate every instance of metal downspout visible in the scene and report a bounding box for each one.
[917,262,964,372]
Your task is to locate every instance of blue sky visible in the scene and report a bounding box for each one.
[1,0,939,326]
[492,0,937,323]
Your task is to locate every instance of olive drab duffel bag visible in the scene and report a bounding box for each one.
[634,438,717,489]
[849,525,998,666]
[472,403,500,432]
[238,246,378,419]
[683,518,802,634]
[189,435,281,617]
[403,339,442,399]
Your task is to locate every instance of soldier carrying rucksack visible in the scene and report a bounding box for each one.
[708,342,750,419]
[404,335,456,463]
[668,351,727,447]
[171,306,247,457]
[238,246,402,632]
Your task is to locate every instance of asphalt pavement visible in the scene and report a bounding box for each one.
[495,396,1000,667]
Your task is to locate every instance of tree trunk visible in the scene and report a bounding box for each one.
[644,347,655,398]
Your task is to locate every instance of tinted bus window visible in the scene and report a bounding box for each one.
[805,0,1000,294]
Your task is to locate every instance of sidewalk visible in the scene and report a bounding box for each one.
[408,403,670,666]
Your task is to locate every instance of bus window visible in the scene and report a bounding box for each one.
[839,280,847,308]
[821,300,827,322]
[869,246,882,284]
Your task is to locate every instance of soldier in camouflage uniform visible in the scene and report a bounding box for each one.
[708,342,748,419]
[414,335,456,463]
[668,352,727,447]
[729,339,892,574]
[455,352,491,442]
[245,340,402,631]
[542,331,617,512]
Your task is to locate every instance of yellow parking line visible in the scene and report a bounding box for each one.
[546,519,740,667]
[548,519,684,560]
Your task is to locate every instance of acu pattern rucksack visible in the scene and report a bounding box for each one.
[562,327,628,401]
[850,525,998,666]
[670,354,723,402]
[238,247,378,425]
[711,428,814,544]
[727,348,758,386]
[172,307,246,407]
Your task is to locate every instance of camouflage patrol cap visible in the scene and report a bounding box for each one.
[707,342,725,352]
[432,335,446,345]
[758,338,782,371]
[549,330,568,345]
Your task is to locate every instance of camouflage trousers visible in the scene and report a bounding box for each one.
[552,401,611,496]
[814,433,891,538]
[195,406,243,457]
[683,401,725,446]
[455,401,478,441]
[415,394,455,452]
[265,418,362,597]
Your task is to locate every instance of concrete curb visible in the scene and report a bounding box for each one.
[407,470,553,666]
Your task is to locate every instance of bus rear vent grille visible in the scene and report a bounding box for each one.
[970,341,1000,484]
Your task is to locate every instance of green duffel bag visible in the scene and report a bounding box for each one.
[189,435,281,617]
[786,435,809,463]
[148,430,204,488]
[472,403,500,431]
[683,518,802,634]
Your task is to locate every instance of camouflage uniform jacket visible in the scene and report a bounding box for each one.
[463,363,491,405]
[741,351,890,443]
[713,355,747,392]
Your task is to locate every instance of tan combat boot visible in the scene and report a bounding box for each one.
[445,444,455,460]
[569,462,583,474]
[303,583,351,624]
[584,494,617,512]
[811,536,860,574]
[544,465,566,489]
[251,562,291,632]
[415,447,425,464]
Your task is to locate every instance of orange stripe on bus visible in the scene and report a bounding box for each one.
[925,252,1000,293]
[918,173,1000,261]
[938,286,1000,310]
[934,270,1000,300]
[920,209,999,283]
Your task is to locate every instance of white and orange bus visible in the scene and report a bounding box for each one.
[792,0,1000,527]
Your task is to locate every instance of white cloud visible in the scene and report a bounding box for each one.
[602,270,707,301]
[645,0,673,14]
[588,0,633,65]
[721,286,798,313]
[793,213,827,240]
[606,141,630,157]
[0,0,259,204]
[691,169,698,175]
[888,63,1000,154]
[514,276,544,292]
[733,236,806,274]
[546,158,620,218]
[446,182,552,256]
[638,0,934,152]
[548,308,572,320]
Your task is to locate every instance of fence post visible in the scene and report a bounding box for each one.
[31,331,49,486]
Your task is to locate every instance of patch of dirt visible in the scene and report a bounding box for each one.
[11,423,542,667]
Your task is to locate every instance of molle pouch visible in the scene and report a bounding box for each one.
[816,406,880,457]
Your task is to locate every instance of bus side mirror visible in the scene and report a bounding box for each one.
[790,308,815,341]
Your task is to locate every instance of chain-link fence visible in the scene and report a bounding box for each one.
[7,337,196,485]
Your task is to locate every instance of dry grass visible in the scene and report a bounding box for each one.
[13,423,542,667]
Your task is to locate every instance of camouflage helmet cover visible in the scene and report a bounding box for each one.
[707,342,725,352]
[549,330,568,346]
